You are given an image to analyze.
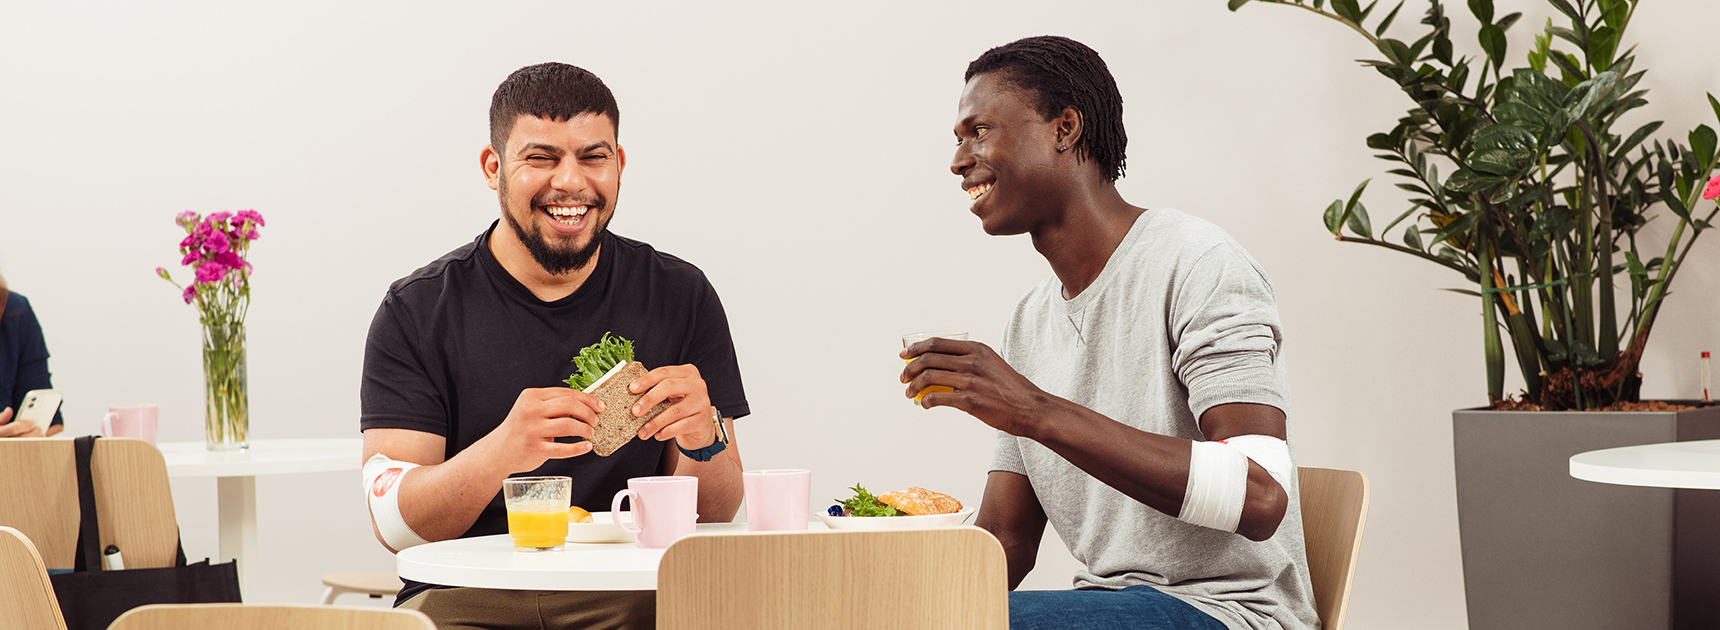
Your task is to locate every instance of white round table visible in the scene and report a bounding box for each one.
[398,522,826,591]
[1569,439,1720,490]
[158,438,364,595]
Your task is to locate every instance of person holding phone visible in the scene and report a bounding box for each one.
[0,270,64,438]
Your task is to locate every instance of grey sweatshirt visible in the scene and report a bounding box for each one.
[992,208,1319,630]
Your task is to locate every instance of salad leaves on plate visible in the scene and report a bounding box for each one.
[838,484,902,517]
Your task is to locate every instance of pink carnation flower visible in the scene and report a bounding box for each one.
[235,210,264,227]
[1704,174,1720,201]
[182,285,198,304]
[205,229,231,254]
[194,261,230,284]
[207,211,234,225]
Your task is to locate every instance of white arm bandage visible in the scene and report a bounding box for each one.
[1177,435,1294,532]
[363,453,431,551]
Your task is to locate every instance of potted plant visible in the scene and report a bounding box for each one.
[1224,1,1720,628]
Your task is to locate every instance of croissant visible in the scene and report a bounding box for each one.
[877,487,963,516]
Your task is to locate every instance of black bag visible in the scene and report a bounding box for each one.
[49,435,241,630]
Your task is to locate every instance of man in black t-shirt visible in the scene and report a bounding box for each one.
[359,63,748,629]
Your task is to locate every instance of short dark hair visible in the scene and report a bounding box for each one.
[965,36,1127,182]
[489,62,621,153]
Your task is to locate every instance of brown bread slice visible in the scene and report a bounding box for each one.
[587,361,670,457]
[876,487,963,516]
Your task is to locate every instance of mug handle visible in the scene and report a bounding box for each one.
[611,489,643,535]
[100,413,117,437]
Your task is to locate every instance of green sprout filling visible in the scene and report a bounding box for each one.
[564,333,636,390]
[839,485,902,517]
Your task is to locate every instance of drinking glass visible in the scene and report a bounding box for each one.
[902,331,969,403]
[503,476,572,552]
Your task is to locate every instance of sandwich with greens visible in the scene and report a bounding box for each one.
[565,333,668,456]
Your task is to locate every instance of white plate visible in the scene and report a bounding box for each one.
[815,508,975,531]
[567,511,634,544]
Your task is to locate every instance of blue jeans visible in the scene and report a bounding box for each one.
[1010,586,1230,630]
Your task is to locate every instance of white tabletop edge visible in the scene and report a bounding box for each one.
[1568,439,1720,490]
[157,438,365,478]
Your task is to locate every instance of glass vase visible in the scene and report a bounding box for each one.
[202,319,249,451]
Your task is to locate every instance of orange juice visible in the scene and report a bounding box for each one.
[507,507,569,550]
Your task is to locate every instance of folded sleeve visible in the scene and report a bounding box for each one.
[1168,244,1287,423]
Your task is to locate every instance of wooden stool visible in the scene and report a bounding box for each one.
[320,572,402,605]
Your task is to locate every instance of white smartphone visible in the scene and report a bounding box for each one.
[15,389,62,425]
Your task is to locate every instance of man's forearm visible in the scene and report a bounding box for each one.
[1023,400,1287,541]
[393,437,512,542]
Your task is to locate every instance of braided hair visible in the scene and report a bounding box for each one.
[965,36,1127,182]
[490,63,620,154]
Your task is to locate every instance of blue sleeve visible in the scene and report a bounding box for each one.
[7,294,63,427]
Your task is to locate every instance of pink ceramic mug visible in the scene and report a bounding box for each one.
[611,476,699,549]
[101,404,158,444]
[743,469,811,531]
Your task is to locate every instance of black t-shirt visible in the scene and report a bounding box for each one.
[360,224,748,601]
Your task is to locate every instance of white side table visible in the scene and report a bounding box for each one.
[158,438,364,596]
[1569,438,1720,490]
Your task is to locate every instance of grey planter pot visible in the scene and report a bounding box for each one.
[1453,404,1720,630]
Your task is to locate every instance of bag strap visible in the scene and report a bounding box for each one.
[71,435,104,572]
[70,435,194,570]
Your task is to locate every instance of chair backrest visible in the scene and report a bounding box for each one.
[0,438,180,570]
[109,603,436,630]
[658,527,1009,630]
[1298,466,1370,630]
[0,526,68,630]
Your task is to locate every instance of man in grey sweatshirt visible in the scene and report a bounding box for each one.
[901,36,1320,630]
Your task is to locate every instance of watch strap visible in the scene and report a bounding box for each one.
[677,406,729,462]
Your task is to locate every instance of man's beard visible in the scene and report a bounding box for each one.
[499,180,610,276]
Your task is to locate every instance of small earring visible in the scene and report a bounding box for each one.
[1057,143,1068,152]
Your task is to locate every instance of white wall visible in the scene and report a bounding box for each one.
[4,1,1717,626]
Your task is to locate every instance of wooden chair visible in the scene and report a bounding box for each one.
[1298,466,1371,630]
[109,603,435,630]
[658,527,1009,630]
[319,571,402,604]
[0,526,68,630]
[0,438,180,570]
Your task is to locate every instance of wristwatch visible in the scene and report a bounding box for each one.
[676,406,729,462]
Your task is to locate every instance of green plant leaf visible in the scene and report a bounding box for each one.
[1466,0,1493,25]
[1404,225,1425,249]
[1546,0,1581,23]
[1495,12,1521,32]
[1708,93,1720,126]
[1441,287,1482,297]
[1564,71,1619,121]
[1479,24,1507,71]
[1374,0,1404,36]
[1332,0,1362,23]
[1323,200,1345,235]
[1611,121,1663,163]
[1347,202,1375,239]
[1341,180,1373,238]
[1447,168,1506,193]
[1664,191,1692,223]
[1691,125,1718,171]
[1228,0,1251,10]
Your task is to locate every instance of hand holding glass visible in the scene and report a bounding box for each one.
[902,331,968,403]
[504,476,572,552]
